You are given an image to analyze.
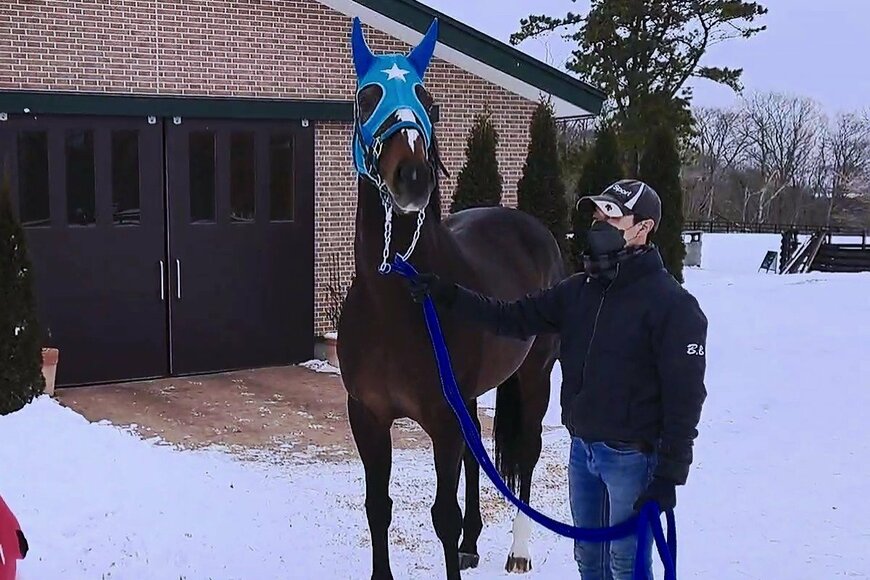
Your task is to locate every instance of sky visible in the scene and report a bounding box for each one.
[420,0,869,115]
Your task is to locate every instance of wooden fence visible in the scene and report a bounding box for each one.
[810,244,870,273]
[684,220,867,240]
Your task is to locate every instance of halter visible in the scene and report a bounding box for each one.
[350,16,444,274]
[352,104,431,275]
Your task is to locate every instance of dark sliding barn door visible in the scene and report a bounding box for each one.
[163,118,314,376]
[0,115,168,385]
[0,114,315,385]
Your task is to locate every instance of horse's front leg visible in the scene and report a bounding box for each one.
[427,412,466,580]
[459,398,482,570]
[348,396,395,580]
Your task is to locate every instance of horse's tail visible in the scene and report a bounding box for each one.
[493,372,524,496]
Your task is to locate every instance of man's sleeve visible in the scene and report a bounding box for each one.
[447,274,578,340]
[653,291,708,485]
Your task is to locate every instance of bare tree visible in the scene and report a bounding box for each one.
[749,173,789,223]
[688,106,750,219]
[686,98,869,227]
[822,112,870,224]
[738,91,826,222]
[555,115,597,207]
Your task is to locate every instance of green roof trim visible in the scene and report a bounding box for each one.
[355,0,606,115]
[0,91,355,121]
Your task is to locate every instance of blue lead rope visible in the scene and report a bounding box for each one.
[390,255,677,580]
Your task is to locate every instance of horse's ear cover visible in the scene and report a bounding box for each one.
[351,16,376,78]
[407,19,438,78]
[350,17,439,179]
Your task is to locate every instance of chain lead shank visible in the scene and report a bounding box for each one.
[378,190,425,275]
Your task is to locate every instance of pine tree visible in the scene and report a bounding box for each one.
[639,123,686,282]
[450,109,503,213]
[517,99,570,267]
[572,124,622,265]
[511,1,768,173]
[0,176,45,415]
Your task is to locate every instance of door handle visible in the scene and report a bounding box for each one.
[159,260,165,301]
[176,259,181,299]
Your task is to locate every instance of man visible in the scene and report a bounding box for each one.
[405,179,708,579]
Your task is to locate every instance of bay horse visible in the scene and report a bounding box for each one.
[337,17,564,580]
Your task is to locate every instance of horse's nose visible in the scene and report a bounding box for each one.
[396,159,432,198]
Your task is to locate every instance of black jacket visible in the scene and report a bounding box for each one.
[447,246,708,485]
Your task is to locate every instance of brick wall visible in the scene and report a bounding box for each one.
[1,0,538,336]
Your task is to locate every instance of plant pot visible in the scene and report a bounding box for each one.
[41,347,59,396]
[323,334,339,368]
[313,332,340,369]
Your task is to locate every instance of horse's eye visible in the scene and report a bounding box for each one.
[357,85,383,123]
[415,85,434,111]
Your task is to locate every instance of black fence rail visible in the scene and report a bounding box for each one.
[684,220,867,238]
[810,244,870,273]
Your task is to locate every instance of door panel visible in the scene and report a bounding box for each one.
[165,119,314,376]
[0,114,315,385]
[0,115,168,386]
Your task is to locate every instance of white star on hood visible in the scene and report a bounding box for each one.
[382,63,410,82]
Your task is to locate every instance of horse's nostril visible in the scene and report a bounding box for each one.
[399,163,422,184]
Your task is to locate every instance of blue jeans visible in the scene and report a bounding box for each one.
[569,437,656,580]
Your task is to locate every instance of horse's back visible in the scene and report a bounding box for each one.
[443,206,565,298]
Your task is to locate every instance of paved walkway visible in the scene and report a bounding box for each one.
[55,363,494,464]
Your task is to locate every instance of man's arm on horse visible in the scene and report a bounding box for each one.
[406,272,581,340]
[650,291,709,486]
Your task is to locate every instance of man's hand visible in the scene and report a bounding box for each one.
[633,477,676,512]
[405,272,457,305]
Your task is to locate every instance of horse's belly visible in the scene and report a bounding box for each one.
[458,331,534,397]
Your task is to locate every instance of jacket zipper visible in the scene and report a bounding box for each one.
[580,294,606,388]
[578,263,621,411]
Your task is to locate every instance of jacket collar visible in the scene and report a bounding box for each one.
[588,245,666,291]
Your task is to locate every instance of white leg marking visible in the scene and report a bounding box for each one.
[509,509,532,560]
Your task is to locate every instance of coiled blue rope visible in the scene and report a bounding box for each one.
[390,255,677,580]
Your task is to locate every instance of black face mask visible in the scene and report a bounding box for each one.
[586,220,627,256]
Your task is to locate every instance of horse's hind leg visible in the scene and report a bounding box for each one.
[499,336,558,573]
[424,411,466,580]
[348,396,395,580]
[458,398,482,570]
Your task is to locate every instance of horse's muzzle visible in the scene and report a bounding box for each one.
[393,158,434,212]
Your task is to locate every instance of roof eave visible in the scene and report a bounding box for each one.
[319,0,606,116]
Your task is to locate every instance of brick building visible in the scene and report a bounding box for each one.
[0,0,604,387]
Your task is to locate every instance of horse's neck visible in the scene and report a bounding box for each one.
[353,180,453,284]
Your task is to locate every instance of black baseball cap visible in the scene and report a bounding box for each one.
[578,179,662,231]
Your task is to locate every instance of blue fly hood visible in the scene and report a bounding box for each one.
[350,16,439,188]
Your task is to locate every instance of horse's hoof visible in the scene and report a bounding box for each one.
[459,551,480,570]
[505,554,532,574]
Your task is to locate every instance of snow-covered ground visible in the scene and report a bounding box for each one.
[2,234,869,579]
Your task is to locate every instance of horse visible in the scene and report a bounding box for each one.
[337,17,565,580]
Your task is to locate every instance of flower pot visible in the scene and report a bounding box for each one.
[41,347,59,396]
[323,333,339,368]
